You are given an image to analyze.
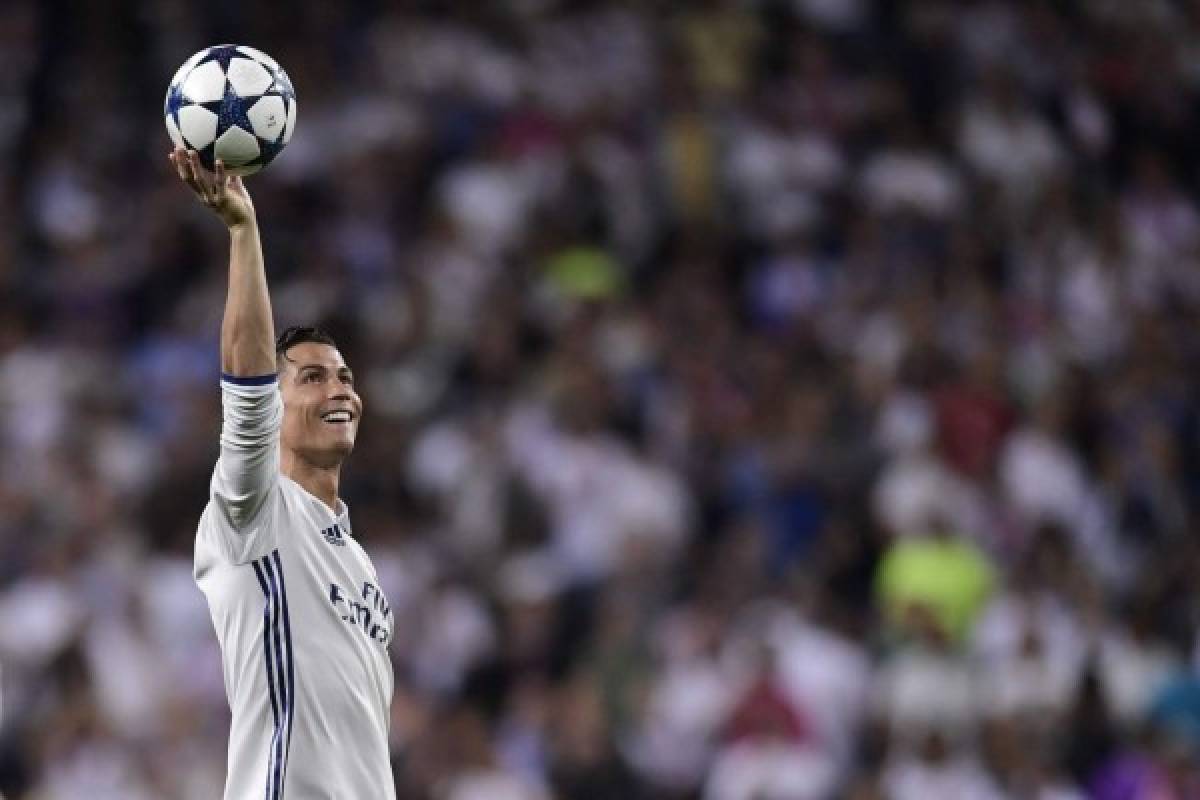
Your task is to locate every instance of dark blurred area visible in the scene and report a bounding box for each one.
[1,0,1199,798]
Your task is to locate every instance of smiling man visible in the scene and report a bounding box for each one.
[170,148,395,799]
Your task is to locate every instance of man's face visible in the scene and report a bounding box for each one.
[279,342,362,467]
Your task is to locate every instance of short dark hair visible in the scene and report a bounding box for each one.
[276,325,338,367]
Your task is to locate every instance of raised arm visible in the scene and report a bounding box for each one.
[172,148,281,556]
[170,149,274,375]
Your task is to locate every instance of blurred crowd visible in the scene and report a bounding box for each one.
[1,0,1200,798]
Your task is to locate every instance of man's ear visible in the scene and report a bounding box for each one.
[275,350,291,379]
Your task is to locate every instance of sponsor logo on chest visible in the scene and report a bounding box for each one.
[329,580,391,646]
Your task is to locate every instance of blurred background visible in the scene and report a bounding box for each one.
[1,0,1200,798]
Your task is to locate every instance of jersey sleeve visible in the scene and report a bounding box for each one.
[200,373,283,564]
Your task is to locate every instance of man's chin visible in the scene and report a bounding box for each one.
[301,437,355,468]
[327,437,356,460]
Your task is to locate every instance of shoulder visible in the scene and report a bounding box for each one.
[196,485,287,565]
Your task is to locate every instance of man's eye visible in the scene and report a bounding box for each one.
[341,374,355,386]
[304,372,321,383]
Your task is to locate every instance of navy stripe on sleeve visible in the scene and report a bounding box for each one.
[221,372,279,386]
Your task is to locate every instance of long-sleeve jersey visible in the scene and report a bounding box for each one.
[194,375,396,800]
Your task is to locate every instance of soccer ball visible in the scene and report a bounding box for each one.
[164,44,297,176]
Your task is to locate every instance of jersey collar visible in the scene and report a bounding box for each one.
[282,474,354,537]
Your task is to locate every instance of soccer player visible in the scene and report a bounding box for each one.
[170,148,396,799]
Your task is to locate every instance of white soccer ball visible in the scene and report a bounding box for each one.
[164,44,297,176]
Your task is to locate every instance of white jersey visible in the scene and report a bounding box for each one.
[194,375,396,800]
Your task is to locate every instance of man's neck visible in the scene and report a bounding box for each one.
[281,450,342,513]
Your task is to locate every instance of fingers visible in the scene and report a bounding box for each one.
[189,150,223,207]
[169,147,207,201]
[189,151,211,203]
[169,147,192,186]
[168,148,240,211]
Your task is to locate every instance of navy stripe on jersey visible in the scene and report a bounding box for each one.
[251,560,281,799]
[253,551,294,799]
[221,372,279,386]
[270,549,296,788]
[264,557,288,799]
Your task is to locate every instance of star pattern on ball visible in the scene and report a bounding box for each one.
[214,82,255,139]
[196,44,241,72]
[163,44,297,176]
[164,82,187,127]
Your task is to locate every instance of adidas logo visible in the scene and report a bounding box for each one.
[322,524,347,546]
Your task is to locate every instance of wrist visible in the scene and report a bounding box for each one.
[227,214,257,234]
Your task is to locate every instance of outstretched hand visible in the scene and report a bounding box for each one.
[169,148,256,229]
